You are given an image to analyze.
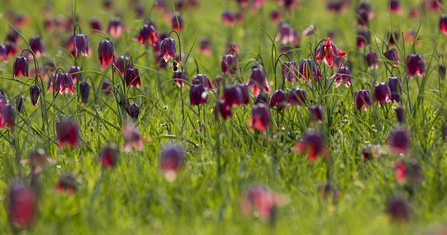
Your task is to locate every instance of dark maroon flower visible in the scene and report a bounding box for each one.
[56,73,74,94]
[123,125,143,151]
[192,74,214,93]
[124,68,141,88]
[5,41,18,57]
[327,1,347,14]
[133,24,158,46]
[80,82,91,104]
[235,84,250,105]
[221,54,237,75]
[282,61,298,84]
[315,38,346,67]
[90,19,102,33]
[101,81,112,97]
[389,127,410,155]
[0,44,7,62]
[406,54,425,79]
[68,66,81,84]
[295,131,328,162]
[254,92,269,105]
[247,67,271,97]
[160,37,176,62]
[240,185,288,223]
[357,9,369,28]
[135,4,145,18]
[223,86,243,108]
[270,11,281,24]
[13,56,29,79]
[356,30,370,49]
[127,103,140,122]
[160,144,185,181]
[172,12,184,31]
[283,0,301,11]
[190,84,208,105]
[395,106,405,124]
[389,0,402,14]
[0,101,14,129]
[16,96,25,114]
[373,83,391,107]
[440,15,447,35]
[29,85,41,106]
[387,197,410,223]
[98,40,115,69]
[115,56,133,75]
[56,119,80,149]
[8,181,37,230]
[226,42,240,56]
[221,11,235,26]
[361,144,373,162]
[288,87,307,106]
[440,63,446,80]
[173,71,187,87]
[29,37,45,58]
[99,145,119,169]
[215,99,233,122]
[354,90,372,111]
[387,31,400,46]
[386,77,402,103]
[308,106,324,124]
[366,52,379,70]
[329,66,351,88]
[299,59,322,83]
[383,48,400,66]
[424,0,442,11]
[269,90,287,111]
[6,30,20,43]
[359,2,374,19]
[276,23,299,46]
[250,103,270,132]
[199,37,211,56]
[73,34,89,57]
[55,173,78,195]
[106,18,125,38]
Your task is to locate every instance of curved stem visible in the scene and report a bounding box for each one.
[273,53,291,91]
[21,49,40,78]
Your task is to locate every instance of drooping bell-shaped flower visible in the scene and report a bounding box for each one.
[387,31,400,46]
[299,59,323,83]
[356,30,370,49]
[226,42,240,56]
[386,197,410,223]
[440,15,447,35]
[0,44,8,62]
[288,87,307,106]
[386,77,403,103]
[406,54,425,79]
[124,68,141,88]
[357,9,369,28]
[13,56,29,79]
[221,54,237,75]
[115,56,133,75]
[389,127,410,155]
[123,125,143,151]
[329,66,351,88]
[271,11,281,23]
[8,181,37,230]
[223,86,243,108]
[250,103,270,132]
[133,24,158,46]
[315,38,346,67]
[389,0,402,14]
[374,83,391,107]
[99,145,119,169]
[395,106,405,124]
[98,40,115,69]
[276,23,299,46]
[190,84,208,105]
[221,10,235,26]
[20,149,55,174]
[384,48,400,66]
[55,173,78,195]
[215,99,233,121]
[90,19,102,33]
[235,84,250,105]
[173,71,187,87]
[5,41,18,57]
[361,144,373,162]
[366,52,379,70]
[56,119,80,149]
[56,73,74,94]
[354,90,372,111]
[159,37,176,62]
[68,66,81,84]
[240,185,288,223]
[16,96,25,114]
[192,74,214,93]
[247,66,271,97]
[29,36,45,58]
[282,61,298,84]
[79,82,91,104]
[73,34,89,56]
[199,37,211,56]
[171,12,184,31]
[254,92,269,105]
[308,106,324,124]
[161,144,185,182]
[6,30,20,43]
[127,103,140,123]
[295,131,328,162]
[29,85,41,106]
[269,90,288,111]
[106,18,125,38]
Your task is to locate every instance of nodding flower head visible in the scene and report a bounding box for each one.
[226,42,240,56]
[440,63,446,81]
[90,19,102,33]
[282,0,301,11]
[106,18,125,38]
[250,103,271,132]
[98,40,115,69]
[99,145,119,169]
[123,125,143,151]
[386,77,403,103]
[384,48,400,66]
[387,31,400,46]
[275,23,299,46]
[29,36,45,58]
[68,66,81,84]
[247,66,271,97]
[308,106,324,124]
[20,149,55,174]
[124,68,141,88]
[192,74,214,93]
[29,85,41,106]
[171,12,184,31]
[16,96,24,114]
[361,144,373,162]
[133,24,158,46]
[235,84,250,105]
[440,15,447,35]
[215,99,233,121]
[326,1,348,14]
[56,73,74,94]
[0,100,13,129]
[295,131,328,162]
[373,83,391,107]
[115,56,133,75]
[354,90,372,111]
[161,144,185,182]
[269,90,288,111]
[389,127,410,155]
[6,30,20,44]
[406,54,425,79]
[366,52,379,70]
[55,173,78,195]
[199,37,212,56]
[329,66,351,88]
[223,86,243,108]
[80,82,91,104]
[299,59,323,83]
[127,103,140,123]
[358,2,374,19]
[8,181,37,230]
[159,37,176,62]
[221,10,235,26]
[386,197,410,223]
[190,84,208,105]
[389,0,402,14]
[356,30,370,49]
[315,38,346,67]
[13,56,29,79]
[240,185,288,223]
[73,34,89,57]
[0,44,8,62]
[173,71,187,87]
[288,87,307,107]
[395,106,405,124]
[221,54,237,75]
[271,11,281,24]
[282,61,298,84]
[5,41,18,57]
[357,9,369,28]
[254,92,269,105]
[56,119,80,149]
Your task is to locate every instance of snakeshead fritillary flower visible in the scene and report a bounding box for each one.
[269,90,288,111]
[133,24,158,46]
[254,92,269,105]
[29,37,45,58]
[356,30,370,49]
[123,125,143,151]
[282,61,298,84]
[199,37,211,56]
[68,66,81,84]
[16,96,24,114]
[276,23,299,46]
[56,73,74,94]
[8,181,37,230]
[6,30,20,43]
[299,59,322,83]
[192,74,214,93]
[386,77,403,103]
[384,48,400,66]
[215,99,233,121]
[106,18,125,38]
[90,19,102,33]
[440,63,446,81]
[250,103,271,132]
[98,40,115,69]
[389,127,410,155]
[309,106,324,124]
[387,197,410,223]
[374,83,391,107]
[247,67,271,97]
[173,71,187,87]
[29,85,41,106]
[357,9,369,28]
[221,11,235,26]
[288,87,307,106]
[55,173,78,195]
[221,54,237,75]
[124,68,141,88]
[13,56,29,79]
[271,11,281,24]
[5,41,18,57]
[172,12,184,31]
[366,52,379,70]
[315,38,346,67]
[240,185,288,223]
[410,8,420,19]
[0,44,7,62]
[387,31,400,46]
[354,90,372,111]
[389,0,402,14]
[235,84,250,105]
[20,149,55,174]
[0,102,14,129]
[56,119,80,149]
[440,15,447,35]
[99,145,119,169]
[73,34,89,56]
[361,144,373,162]
[127,103,140,123]
[160,37,176,62]
[223,86,243,108]
[395,106,405,124]
[295,131,328,162]
[115,56,133,75]
[161,144,185,182]
[226,42,240,56]
[80,82,91,104]
[329,66,351,88]
[406,54,425,79]
[190,84,208,105]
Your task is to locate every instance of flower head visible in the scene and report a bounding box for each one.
[223,86,243,108]
[366,52,379,70]
[0,44,8,62]
[161,144,185,182]
[99,145,119,169]
[123,125,144,151]
[115,56,133,75]
[358,2,374,19]
[13,56,29,79]
[90,19,102,33]
[20,149,55,174]
[329,66,351,88]
[192,74,214,93]
[80,82,91,104]
[221,11,235,26]
[173,71,187,87]
[98,40,115,69]
[199,37,212,56]
[29,85,41,106]
[276,23,299,46]
[269,90,288,111]
[389,127,410,155]
[106,18,125,38]
[354,90,372,111]
[68,66,81,84]
[159,37,176,62]
[386,77,403,103]
[254,92,269,105]
[356,30,370,49]
[73,34,89,56]
[55,173,78,195]
[282,61,298,84]
[389,0,402,14]
[16,96,25,114]
[29,37,45,58]
[133,24,158,46]
[56,73,74,94]
[215,99,233,121]
[56,119,80,149]
[250,103,271,132]
[288,87,307,106]
[357,9,369,28]
[406,54,425,79]
[387,31,400,46]
[124,68,141,88]
[226,42,240,56]
[247,66,271,97]
[127,103,140,123]
[395,106,405,124]
[295,131,328,162]
[190,84,208,105]
[383,48,400,66]
[240,185,288,223]
[171,12,184,31]
[374,83,391,107]
[221,54,237,75]
[5,41,18,57]
[440,15,447,35]
[8,181,37,230]
[308,106,324,124]
[299,59,322,83]
[315,38,346,67]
